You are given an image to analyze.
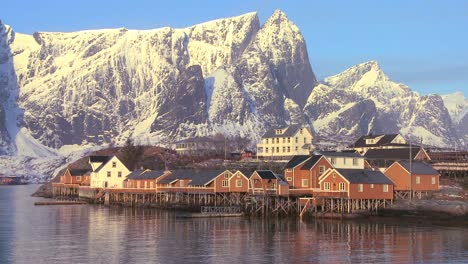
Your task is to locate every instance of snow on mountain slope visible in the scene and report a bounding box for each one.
[308,61,462,148]
[442,92,467,124]
[0,11,466,179]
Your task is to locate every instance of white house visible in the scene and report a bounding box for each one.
[349,134,408,154]
[89,155,130,189]
[320,151,366,169]
[256,124,314,159]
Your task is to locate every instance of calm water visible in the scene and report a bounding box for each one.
[0,185,467,264]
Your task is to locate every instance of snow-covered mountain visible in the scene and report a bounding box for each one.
[305,61,464,148]
[0,11,466,178]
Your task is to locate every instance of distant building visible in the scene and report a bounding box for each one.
[384,161,439,192]
[173,137,224,156]
[256,124,314,160]
[364,147,431,171]
[89,155,130,189]
[60,168,91,186]
[349,134,408,154]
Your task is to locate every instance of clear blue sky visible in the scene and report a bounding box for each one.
[2,0,467,95]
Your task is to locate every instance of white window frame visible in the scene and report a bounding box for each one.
[358,184,363,192]
[236,179,242,187]
[76,176,81,181]
[431,177,436,185]
[118,171,122,178]
[331,157,336,165]
[222,180,229,187]
[107,171,111,177]
[302,179,309,187]
[339,182,345,191]
[324,182,330,190]
[319,166,325,175]
[416,176,421,184]
[112,162,117,168]
[287,169,292,172]
[370,184,374,189]
[383,184,389,192]
[287,177,292,181]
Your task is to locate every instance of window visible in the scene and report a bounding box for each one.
[331,157,336,165]
[271,183,276,189]
[353,158,358,166]
[287,177,292,181]
[150,182,154,188]
[287,146,290,153]
[343,158,347,165]
[339,182,345,191]
[236,179,242,187]
[224,173,230,179]
[332,173,336,178]
[266,138,269,144]
[295,146,298,151]
[324,182,330,190]
[118,171,122,178]
[180,180,185,187]
[272,148,275,153]
[431,177,436,185]
[137,181,141,188]
[383,184,389,192]
[319,166,325,175]
[358,184,363,192]
[276,138,279,144]
[304,137,307,143]
[112,162,117,168]
[287,169,292,172]
[265,147,269,153]
[416,176,421,184]
[300,128,303,134]
[302,179,309,187]
[222,180,229,187]
[370,184,374,189]
[76,176,81,181]
[276,147,279,153]
[283,138,286,143]
[288,137,290,143]
[282,147,285,153]
[295,137,298,143]
[107,171,111,177]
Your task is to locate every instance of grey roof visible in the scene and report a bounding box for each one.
[174,136,224,144]
[126,170,166,180]
[364,148,421,160]
[254,170,277,180]
[285,155,311,169]
[336,169,394,184]
[125,170,144,179]
[234,170,253,178]
[320,151,362,158]
[68,169,91,176]
[158,170,225,186]
[351,134,400,148]
[89,156,111,163]
[262,124,303,138]
[397,161,439,175]
[301,155,324,170]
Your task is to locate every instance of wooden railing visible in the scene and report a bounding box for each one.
[313,190,348,198]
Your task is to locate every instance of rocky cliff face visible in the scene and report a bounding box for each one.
[0,10,466,168]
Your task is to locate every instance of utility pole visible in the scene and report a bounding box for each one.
[409,140,412,200]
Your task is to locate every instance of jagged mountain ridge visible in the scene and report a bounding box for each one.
[0,10,466,166]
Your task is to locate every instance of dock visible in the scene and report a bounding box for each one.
[34,201,88,206]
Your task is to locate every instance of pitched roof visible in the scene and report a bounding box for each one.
[336,169,394,184]
[254,170,277,179]
[68,169,91,176]
[301,155,324,170]
[284,155,311,169]
[364,148,421,160]
[158,170,225,186]
[89,156,112,163]
[320,151,362,158]
[262,124,304,138]
[397,161,439,175]
[125,170,145,179]
[234,170,253,178]
[351,134,401,148]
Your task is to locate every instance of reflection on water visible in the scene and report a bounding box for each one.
[1,185,467,263]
